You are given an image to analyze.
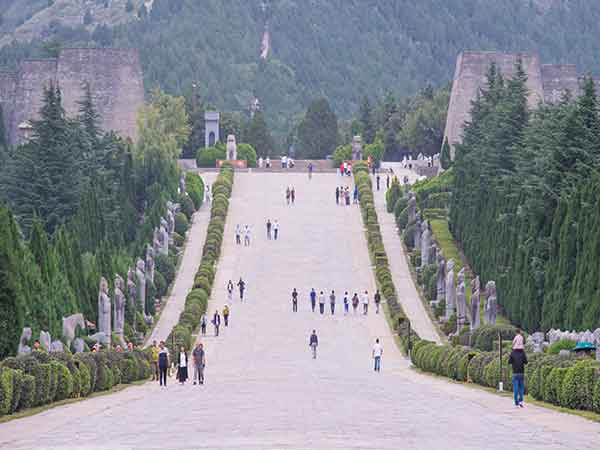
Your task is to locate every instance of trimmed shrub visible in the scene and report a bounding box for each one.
[74,353,97,393]
[169,325,193,351]
[156,254,176,285]
[396,206,409,230]
[172,232,185,247]
[468,352,495,385]
[559,360,596,410]
[197,145,226,167]
[19,374,35,409]
[547,339,577,355]
[179,194,195,219]
[0,368,14,415]
[593,378,600,413]
[386,178,402,212]
[174,212,189,235]
[154,270,167,297]
[544,367,569,405]
[394,197,408,220]
[32,363,51,406]
[237,143,257,167]
[95,363,114,392]
[471,325,516,352]
[53,362,73,401]
[457,350,478,381]
[185,172,204,209]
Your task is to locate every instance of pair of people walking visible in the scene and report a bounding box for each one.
[285,186,296,205]
[266,219,280,240]
[235,224,252,246]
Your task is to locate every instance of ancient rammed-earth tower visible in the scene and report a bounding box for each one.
[443,51,590,157]
[0,48,144,146]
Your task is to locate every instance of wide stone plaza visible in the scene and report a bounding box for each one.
[0,172,598,449]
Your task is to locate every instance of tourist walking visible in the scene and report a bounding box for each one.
[374,290,381,314]
[329,290,336,315]
[376,174,380,191]
[335,186,340,204]
[292,288,299,312]
[362,290,369,315]
[227,280,234,302]
[319,291,326,314]
[372,338,383,372]
[150,340,159,381]
[177,346,189,384]
[352,293,359,314]
[192,343,206,385]
[158,341,169,387]
[353,185,359,204]
[273,220,279,240]
[286,186,291,205]
[291,187,296,204]
[509,328,528,407]
[308,162,313,179]
[266,219,272,239]
[343,292,349,315]
[310,288,317,312]
[386,175,390,190]
[212,310,221,336]
[200,313,207,336]
[345,188,351,206]
[244,225,251,246]
[309,330,319,359]
[235,224,241,245]
[238,277,246,300]
[223,305,230,326]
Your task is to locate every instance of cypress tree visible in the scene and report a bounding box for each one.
[440,138,452,169]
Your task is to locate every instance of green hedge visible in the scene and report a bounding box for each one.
[185,172,205,210]
[471,325,517,352]
[167,164,234,350]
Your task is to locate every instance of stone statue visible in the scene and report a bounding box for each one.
[485,280,497,325]
[127,267,137,309]
[152,227,161,255]
[227,134,238,160]
[351,135,363,160]
[470,276,481,331]
[456,268,467,332]
[407,195,417,224]
[18,327,32,355]
[166,208,175,236]
[436,253,446,304]
[62,313,86,349]
[159,222,169,256]
[445,259,456,320]
[136,258,147,318]
[72,338,85,353]
[49,340,64,353]
[98,277,111,344]
[429,244,437,267]
[420,221,431,268]
[113,274,126,340]
[414,216,422,253]
[39,331,51,351]
[179,173,186,194]
[146,245,155,285]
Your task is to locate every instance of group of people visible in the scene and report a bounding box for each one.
[308,330,384,371]
[200,306,230,337]
[338,161,353,176]
[285,186,296,205]
[335,185,359,205]
[149,340,206,387]
[235,224,252,246]
[291,288,382,315]
[266,219,280,240]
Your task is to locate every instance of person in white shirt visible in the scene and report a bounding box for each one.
[372,338,383,372]
[362,290,369,315]
[244,225,251,246]
[318,291,326,315]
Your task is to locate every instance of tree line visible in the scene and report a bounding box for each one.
[451,61,600,332]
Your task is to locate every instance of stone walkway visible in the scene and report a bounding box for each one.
[1,173,598,450]
[145,173,216,346]
[374,169,441,342]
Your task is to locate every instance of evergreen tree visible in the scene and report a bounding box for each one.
[440,138,452,169]
[245,111,274,157]
[296,98,338,159]
[359,96,376,144]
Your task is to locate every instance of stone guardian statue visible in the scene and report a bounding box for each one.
[485,280,497,325]
[470,276,481,331]
[445,259,456,320]
[420,221,431,268]
[113,274,126,343]
[455,268,467,333]
[98,277,111,344]
[436,253,446,304]
[227,134,238,160]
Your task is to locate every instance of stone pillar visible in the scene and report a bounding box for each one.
[204,111,220,147]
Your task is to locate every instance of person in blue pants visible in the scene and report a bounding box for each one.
[508,329,528,407]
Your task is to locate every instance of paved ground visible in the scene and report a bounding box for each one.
[145,173,216,346]
[374,168,441,342]
[1,172,599,450]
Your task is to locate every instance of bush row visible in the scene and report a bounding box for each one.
[353,162,409,341]
[0,349,151,416]
[167,163,234,350]
[411,339,600,413]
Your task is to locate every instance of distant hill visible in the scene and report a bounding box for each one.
[2,0,600,138]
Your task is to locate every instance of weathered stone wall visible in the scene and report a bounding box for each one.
[0,48,144,146]
[541,64,580,103]
[443,51,544,157]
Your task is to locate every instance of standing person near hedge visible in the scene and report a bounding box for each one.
[223,305,230,326]
[372,338,383,372]
[212,310,221,336]
[292,288,299,312]
[227,280,234,302]
[150,340,160,381]
[238,277,246,301]
[192,342,206,385]
[318,291,326,315]
[177,346,189,385]
[374,290,381,314]
[158,341,170,387]
[310,288,317,312]
[509,329,528,408]
[200,313,207,336]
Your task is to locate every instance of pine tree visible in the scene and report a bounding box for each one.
[245,111,274,157]
[440,138,452,169]
[296,98,338,159]
[359,96,376,144]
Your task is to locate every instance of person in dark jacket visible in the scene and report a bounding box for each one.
[158,341,170,387]
[309,330,319,359]
[508,330,528,407]
[176,346,189,384]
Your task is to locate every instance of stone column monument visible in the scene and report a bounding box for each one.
[204,111,220,147]
[470,275,481,331]
[98,277,111,344]
[445,259,456,320]
[227,134,238,160]
[351,135,363,160]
